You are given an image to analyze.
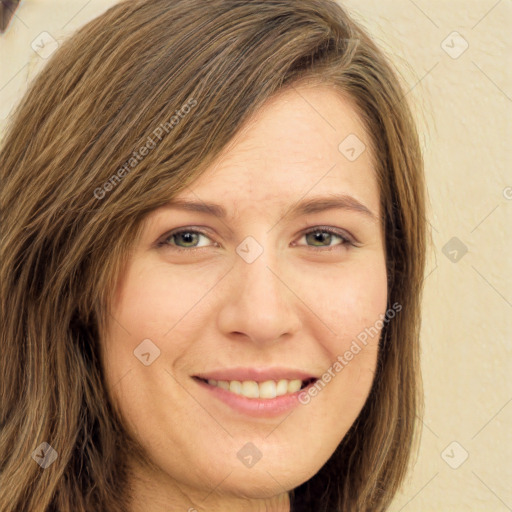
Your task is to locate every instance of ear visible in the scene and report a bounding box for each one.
[0,0,21,33]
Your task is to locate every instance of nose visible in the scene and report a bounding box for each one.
[216,242,302,346]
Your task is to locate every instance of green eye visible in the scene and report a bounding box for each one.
[162,229,212,250]
[158,226,354,253]
[299,227,353,249]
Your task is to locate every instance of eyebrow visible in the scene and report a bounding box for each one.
[164,194,378,222]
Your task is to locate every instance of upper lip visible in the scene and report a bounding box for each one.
[193,367,318,382]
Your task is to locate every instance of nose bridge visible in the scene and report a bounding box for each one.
[217,234,301,344]
[239,243,283,306]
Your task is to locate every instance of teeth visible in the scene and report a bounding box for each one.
[276,379,288,396]
[259,380,276,399]
[287,379,302,393]
[241,380,259,398]
[217,380,229,390]
[229,381,242,394]
[205,378,305,399]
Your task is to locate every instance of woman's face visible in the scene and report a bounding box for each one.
[102,84,388,510]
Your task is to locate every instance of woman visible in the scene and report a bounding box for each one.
[0,0,427,510]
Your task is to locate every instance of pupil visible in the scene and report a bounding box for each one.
[308,231,330,246]
[180,232,196,246]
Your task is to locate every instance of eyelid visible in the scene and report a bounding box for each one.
[156,226,217,250]
[157,225,358,251]
[299,225,357,246]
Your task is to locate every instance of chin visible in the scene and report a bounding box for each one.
[202,456,318,499]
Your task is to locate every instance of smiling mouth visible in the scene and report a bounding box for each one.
[193,377,317,399]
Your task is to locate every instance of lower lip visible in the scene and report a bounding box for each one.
[194,378,315,418]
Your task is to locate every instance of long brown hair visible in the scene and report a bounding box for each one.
[0,1,426,510]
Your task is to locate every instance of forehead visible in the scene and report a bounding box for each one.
[165,84,380,222]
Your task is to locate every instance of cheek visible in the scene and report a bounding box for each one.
[294,255,387,409]
[111,260,214,336]
[101,259,223,394]
[296,255,388,350]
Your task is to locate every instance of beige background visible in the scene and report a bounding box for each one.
[1,1,511,510]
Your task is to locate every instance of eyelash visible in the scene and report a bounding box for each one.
[157,226,356,253]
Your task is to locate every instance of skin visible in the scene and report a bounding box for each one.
[101,83,388,512]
